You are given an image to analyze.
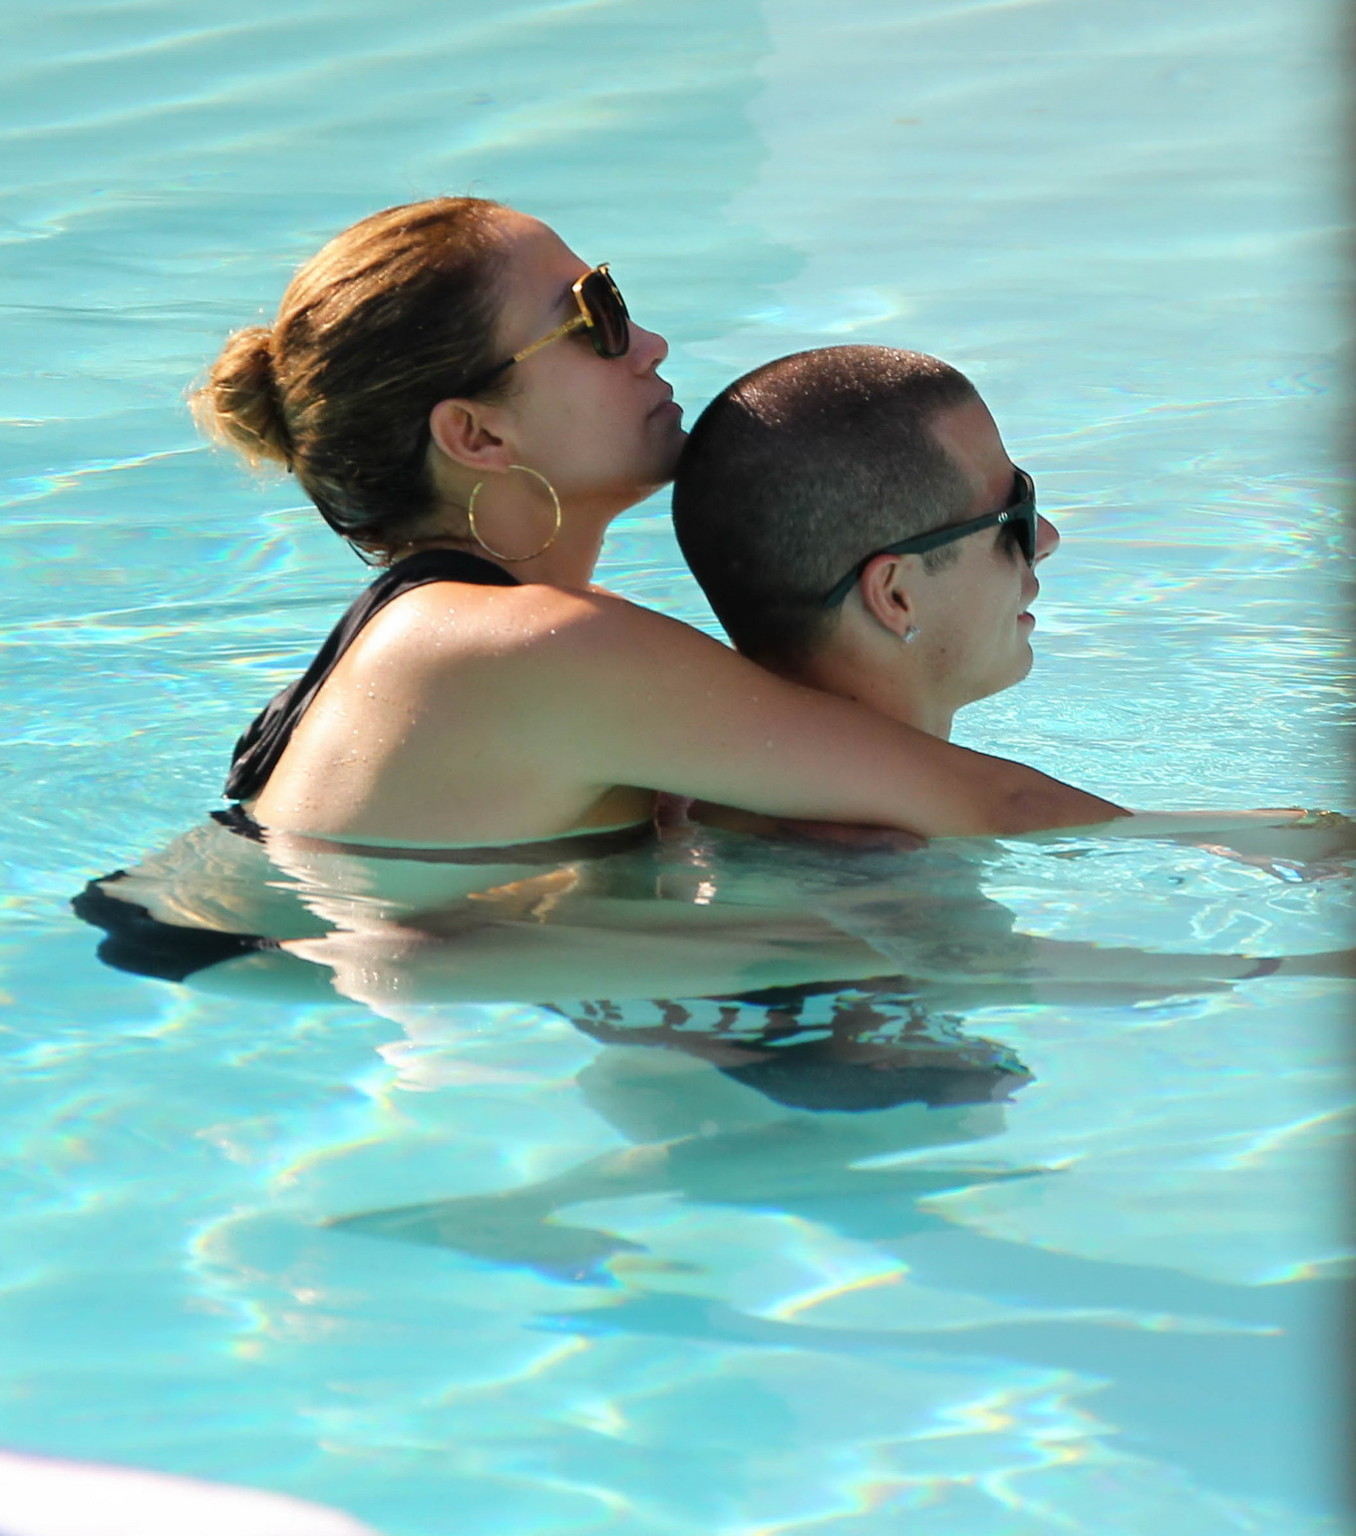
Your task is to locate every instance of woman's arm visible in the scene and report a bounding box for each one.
[259,581,1125,845]
[530,592,1127,838]
[1106,809,1354,862]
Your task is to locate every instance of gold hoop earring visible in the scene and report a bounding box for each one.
[466,464,562,563]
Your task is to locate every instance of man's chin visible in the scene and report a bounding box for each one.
[971,651,1035,705]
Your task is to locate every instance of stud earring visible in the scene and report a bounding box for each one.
[901,625,920,645]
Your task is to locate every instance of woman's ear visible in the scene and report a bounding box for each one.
[855,552,919,640]
[428,398,512,475]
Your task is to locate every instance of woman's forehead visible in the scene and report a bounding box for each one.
[498,214,587,288]
[490,214,588,338]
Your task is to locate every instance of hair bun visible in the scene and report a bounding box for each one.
[191,325,294,468]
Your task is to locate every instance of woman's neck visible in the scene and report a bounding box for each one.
[382,516,609,589]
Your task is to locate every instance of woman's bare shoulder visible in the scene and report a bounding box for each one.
[354,579,726,675]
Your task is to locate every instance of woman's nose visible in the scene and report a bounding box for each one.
[1034,512,1060,563]
[630,321,668,370]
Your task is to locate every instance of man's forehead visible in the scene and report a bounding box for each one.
[928,397,1013,512]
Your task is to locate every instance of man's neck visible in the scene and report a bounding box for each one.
[687,641,953,840]
[790,647,955,741]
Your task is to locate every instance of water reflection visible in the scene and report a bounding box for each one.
[75,808,1354,1519]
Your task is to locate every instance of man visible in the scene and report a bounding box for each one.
[672,344,1052,782]
[670,346,1350,877]
[662,343,1344,1050]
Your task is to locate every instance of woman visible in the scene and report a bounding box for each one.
[195,196,1122,848]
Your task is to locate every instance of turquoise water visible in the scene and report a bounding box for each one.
[2,0,1352,1532]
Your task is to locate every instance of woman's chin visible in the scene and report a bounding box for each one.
[635,431,690,498]
[655,416,689,477]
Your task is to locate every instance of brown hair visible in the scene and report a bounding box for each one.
[672,346,979,669]
[192,197,511,552]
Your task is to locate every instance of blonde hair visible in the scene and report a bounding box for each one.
[192,197,509,549]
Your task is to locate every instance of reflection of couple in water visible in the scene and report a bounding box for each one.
[78,196,1351,1138]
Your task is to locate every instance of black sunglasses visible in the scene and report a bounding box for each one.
[460,264,630,396]
[820,467,1039,608]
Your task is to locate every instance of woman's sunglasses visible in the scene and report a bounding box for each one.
[820,467,1039,608]
[461,265,630,396]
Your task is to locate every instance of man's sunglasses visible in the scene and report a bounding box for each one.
[820,466,1039,608]
[460,265,630,396]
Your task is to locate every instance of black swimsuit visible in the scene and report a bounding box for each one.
[75,549,645,980]
[72,552,1030,1112]
[225,548,520,803]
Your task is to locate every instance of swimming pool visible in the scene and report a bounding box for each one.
[2,0,1352,1531]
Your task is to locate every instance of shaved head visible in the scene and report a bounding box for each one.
[672,346,980,668]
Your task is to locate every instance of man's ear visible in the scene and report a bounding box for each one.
[855,552,919,639]
[428,398,512,475]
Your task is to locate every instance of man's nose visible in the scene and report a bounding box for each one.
[1034,512,1060,563]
